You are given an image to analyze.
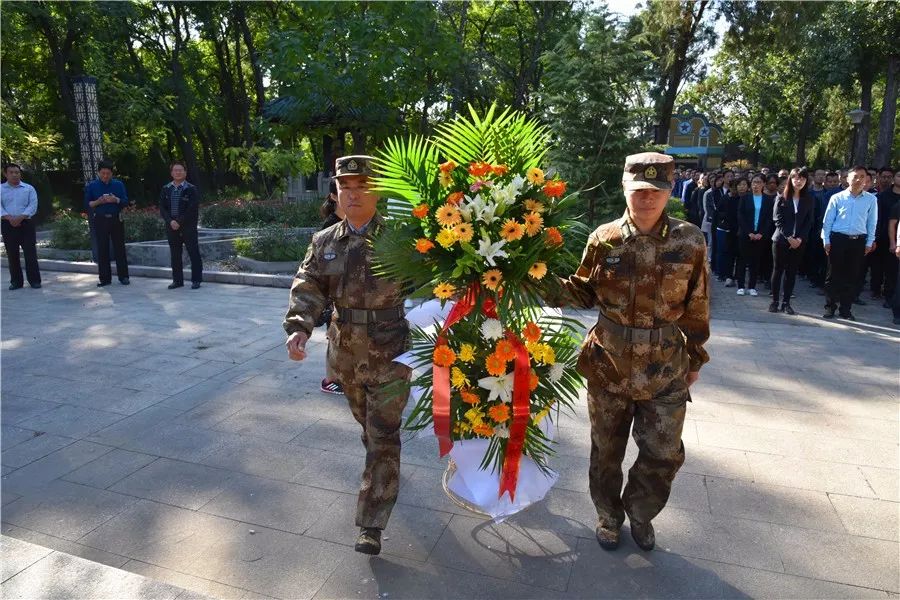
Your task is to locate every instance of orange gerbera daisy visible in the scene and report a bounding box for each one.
[485,352,507,377]
[415,238,435,254]
[491,164,509,176]
[482,268,503,291]
[529,370,540,391]
[523,212,544,236]
[468,161,492,177]
[488,404,510,423]
[446,191,465,205]
[435,204,462,227]
[526,167,545,186]
[523,321,542,343]
[524,199,546,213]
[453,222,474,242]
[495,339,516,362]
[472,423,495,437]
[439,160,457,173]
[433,345,456,367]
[500,219,525,242]
[433,282,456,299]
[528,262,547,280]
[545,226,563,246]
[412,204,429,219]
[542,179,567,198]
[460,389,480,405]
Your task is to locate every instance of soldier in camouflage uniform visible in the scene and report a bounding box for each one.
[560,152,710,551]
[284,155,410,555]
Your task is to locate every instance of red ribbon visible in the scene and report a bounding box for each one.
[498,332,531,501]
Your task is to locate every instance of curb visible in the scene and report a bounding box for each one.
[1,257,293,288]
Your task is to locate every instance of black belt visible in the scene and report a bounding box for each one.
[596,313,680,345]
[832,232,865,240]
[336,306,405,324]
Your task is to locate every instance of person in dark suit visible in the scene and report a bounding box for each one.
[735,175,774,297]
[686,173,707,228]
[770,167,814,315]
[159,160,202,289]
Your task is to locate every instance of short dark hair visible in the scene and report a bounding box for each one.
[878,166,895,175]
[850,165,868,174]
[825,171,839,178]
[329,179,337,196]
[4,162,21,172]
[97,160,114,171]
[170,160,187,170]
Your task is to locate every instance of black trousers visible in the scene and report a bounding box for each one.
[805,233,828,286]
[868,244,898,298]
[94,215,129,283]
[735,237,764,290]
[166,223,202,284]
[892,258,900,319]
[826,233,866,315]
[771,242,803,304]
[2,219,41,286]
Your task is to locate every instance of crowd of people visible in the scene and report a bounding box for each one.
[673,164,900,324]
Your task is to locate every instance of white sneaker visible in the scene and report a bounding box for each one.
[749,289,759,297]
[737,288,745,296]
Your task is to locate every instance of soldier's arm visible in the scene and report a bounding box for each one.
[679,237,710,372]
[551,231,601,309]
[283,240,328,338]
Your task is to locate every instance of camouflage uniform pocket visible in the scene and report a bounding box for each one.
[321,254,347,297]
[660,263,693,305]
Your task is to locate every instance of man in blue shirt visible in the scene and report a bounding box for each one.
[821,165,878,320]
[84,160,130,286]
[1,163,41,290]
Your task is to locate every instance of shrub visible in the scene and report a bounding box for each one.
[201,199,323,229]
[666,197,686,220]
[234,226,310,262]
[123,209,166,242]
[50,210,91,249]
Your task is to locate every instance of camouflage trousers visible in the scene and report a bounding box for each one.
[586,378,688,528]
[343,368,409,529]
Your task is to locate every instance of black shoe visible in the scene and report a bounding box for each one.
[191,282,201,289]
[97,281,111,287]
[354,527,382,555]
[119,277,130,285]
[768,302,778,313]
[595,523,620,550]
[8,283,23,290]
[839,313,856,321]
[168,282,184,290]
[853,297,866,306]
[783,303,796,315]
[823,307,836,319]
[630,520,655,551]
[29,283,41,289]
[883,301,892,309]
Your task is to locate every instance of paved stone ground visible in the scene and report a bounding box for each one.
[1,271,898,599]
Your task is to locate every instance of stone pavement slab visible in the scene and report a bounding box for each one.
[2,272,897,598]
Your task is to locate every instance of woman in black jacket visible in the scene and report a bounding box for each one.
[686,173,707,228]
[769,167,814,315]
[715,177,739,285]
[704,174,724,273]
[735,175,774,297]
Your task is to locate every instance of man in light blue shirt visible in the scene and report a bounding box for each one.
[821,165,877,320]
[1,163,41,289]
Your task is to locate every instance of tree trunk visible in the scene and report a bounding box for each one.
[752,133,761,167]
[212,24,240,147]
[852,70,874,166]
[233,23,253,147]
[874,54,899,168]
[196,126,216,192]
[795,98,815,165]
[323,134,334,176]
[235,3,266,116]
[352,129,366,154]
[450,1,470,114]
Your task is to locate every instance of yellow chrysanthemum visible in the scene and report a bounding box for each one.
[523,212,544,236]
[534,406,551,425]
[453,222,474,243]
[500,219,525,242]
[528,262,547,280]
[464,407,484,427]
[451,367,470,389]
[433,282,456,300]
[526,167,545,186]
[436,227,457,248]
[524,199,546,213]
[529,343,556,365]
[435,204,461,227]
[454,421,472,435]
[458,343,476,363]
[439,170,453,187]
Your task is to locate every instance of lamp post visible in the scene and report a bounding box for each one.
[847,108,867,166]
[71,76,104,263]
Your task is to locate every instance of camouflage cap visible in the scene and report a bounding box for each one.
[334,155,377,179]
[622,152,674,191]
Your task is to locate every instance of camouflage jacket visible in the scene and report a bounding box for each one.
[561,212,710,373]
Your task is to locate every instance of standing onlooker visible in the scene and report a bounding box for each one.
[714,176,738,286]
[686,173,707,228]
[681,170,699,205]
[873,168,900,306]
[672,169,684,199]
[84,160,130,287]
[822,166,878,321]
[318,179,346,396]
[159,160,203,290]
[803,169,828,283]
[704,174,724,271]
[889,196,900,324]
[735,175,773,297]
[770,168,814,315]
[759,174,781,289]
[1,163,41,290]
[777,168,789,179]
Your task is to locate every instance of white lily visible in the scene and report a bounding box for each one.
[476,236,508,267]
[490,180,518,207]
[459,194,478,222]
[478,372,515,403]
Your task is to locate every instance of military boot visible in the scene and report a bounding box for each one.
[630,520,655,551]
[595,523,620,550]
[354,527,382,555]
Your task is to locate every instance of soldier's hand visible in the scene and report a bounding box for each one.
[685,371,700,388]
[286,331,308,361]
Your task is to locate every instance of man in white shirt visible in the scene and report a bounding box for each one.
[1,163,41,290]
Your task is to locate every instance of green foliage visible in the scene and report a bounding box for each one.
[234,226,309,262]
[50,211,91,249]
[123,210,167,242]
[666,197,687,220]
[201,200,322,229]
